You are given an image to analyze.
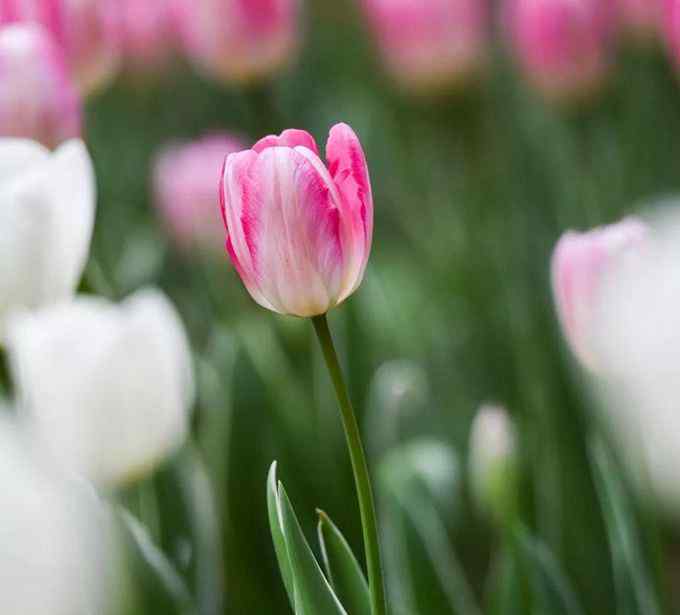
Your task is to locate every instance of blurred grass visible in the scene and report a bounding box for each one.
[85,1,680,613]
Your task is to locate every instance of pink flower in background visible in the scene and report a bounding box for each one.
[0,23,81,147]
[0,0,120,96]
[117,0,178,75]
[551,217,648,370]
[220,124,373,317]
[154,134,247,255]
[506,0,615,101]
[664,0,680,67]
[59,0,119,94]
[0,0,60,25]
[174,0,301,83]
[361,0,489,92]
[618,0,662,37]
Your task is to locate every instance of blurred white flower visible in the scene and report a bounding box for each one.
[0,138,95,335]
[7,288,194,487]
[468,404,518,521]
[0,416,111,615]
[593,208,680,517]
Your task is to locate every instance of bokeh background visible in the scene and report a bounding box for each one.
[12,0,680,613]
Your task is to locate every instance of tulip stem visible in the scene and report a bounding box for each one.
[312,314,387,615]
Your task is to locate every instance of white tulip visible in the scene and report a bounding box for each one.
[0,416,110,615]
[593,208,680,518]
[7,288,194,486]
[0,138,95,336]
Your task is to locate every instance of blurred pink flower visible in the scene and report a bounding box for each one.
[117,0,178,76]
[551,217,648,370]
[220,124,373,317]
[618,0,662,37]
[0,23,81,147]
[154,134,247,255]
[505,0,615,101]
[361,0,489,92]
[59,0,119,94]
[664,0,680,66]
[0,0,120,96]
[174,0,301,83]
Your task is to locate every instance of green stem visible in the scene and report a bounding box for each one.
[312,314,387,615]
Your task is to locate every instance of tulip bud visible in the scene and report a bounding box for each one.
[0,24,81,146]
[0,138,94,334]
[468,404,519,523]
[117,0,178,76]
[0,417,110,615]
[220,124,373,317]
[153,134,247,255]
[360,0,489,92]
[505,0,614,102]
[7,288,194,487]
[551,217,648,370]
[174,0,301,83]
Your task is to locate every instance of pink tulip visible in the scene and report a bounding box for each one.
[505,0,614,101]
[59,0,119,94]
[154,134,247,255]
[0,0,120,95]
[0,23,81,147]
[174,0,300,83]
[220,124,373,317]
[551,217,648,370]
[117,0,178,75]
[361,0,489,92]
[664,0,680,67]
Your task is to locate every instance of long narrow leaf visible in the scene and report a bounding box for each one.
[278,485,348,615]
[267,462,296,610]
[589,437,663,615]
[317,510,371,615]
[514,527,585,615]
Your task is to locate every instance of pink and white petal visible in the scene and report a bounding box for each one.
[252,128,319,155]
[251,147,343,316]
[325,123,373,299]
[221,150,279,312]
[221,150,259,279]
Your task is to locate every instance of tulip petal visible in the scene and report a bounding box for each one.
[80,290,191,484]
[44,139,96,301]
[222,149,279,312]
[326,123,373,299]
[253,129,319,155]
[0,138,49,183]
[7,290,192,487]
[247,147,343,316]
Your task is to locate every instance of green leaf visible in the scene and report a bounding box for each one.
[589,437,663,615]
[278,485,348,615]
[161,446,225,615]
[267,462,347,615]
[267,462,296,611]
[316,510,371,615]
[513,527,585,615]
[377,440,481,615]
[486,546,530,615]
[118,509,197,615]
